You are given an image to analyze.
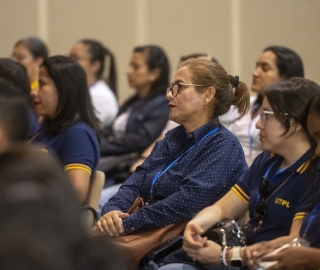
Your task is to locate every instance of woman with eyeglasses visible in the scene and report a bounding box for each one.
[157,78,320,270]
[94,59,249,257]
[245,92,320,270]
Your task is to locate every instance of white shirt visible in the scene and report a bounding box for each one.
[222,97,262,165]
[89,80,118,128]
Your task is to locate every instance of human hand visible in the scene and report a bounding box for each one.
[183,221,206,249]
[261,246,311,270]
[183,239,221,264]
[244,242,280,270]
[96,210,129,237]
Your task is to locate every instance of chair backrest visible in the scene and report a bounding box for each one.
[85,170,105,210]
[82,170,105,229]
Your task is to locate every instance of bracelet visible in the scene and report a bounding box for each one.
[220,246,231,266]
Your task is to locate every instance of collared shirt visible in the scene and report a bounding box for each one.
[102,119,247,233]
[31,121,100,176]
[232,149,313,244]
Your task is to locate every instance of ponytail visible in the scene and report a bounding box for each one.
[229,75,250,117]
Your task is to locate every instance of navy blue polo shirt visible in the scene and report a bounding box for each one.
[232,149,313,244]
[32,121,100,176]
[300,202,320,248]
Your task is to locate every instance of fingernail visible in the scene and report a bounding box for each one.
[109,233,113,237]
[119,230,123,233]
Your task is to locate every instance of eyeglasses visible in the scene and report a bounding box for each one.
[260,110,289,127]
[166,82,205,97]
[255,176,270,229]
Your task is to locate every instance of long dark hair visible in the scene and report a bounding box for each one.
[305,93,320,210]
[123,45,170,108]
[41,56,101,137]
[79,39,117,98]
[254,45,304,108]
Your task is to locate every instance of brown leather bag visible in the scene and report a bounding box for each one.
[113,197,187,270]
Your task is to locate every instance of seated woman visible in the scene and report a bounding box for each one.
[29,56,100,203]
[157,77,320,270]
[99,45,170,159]
[247,92,320,270]
[70,39,118,128]
[223,46,304,165]
[0,145,128,270]
[95,58,250,237]
[11,36,49,91]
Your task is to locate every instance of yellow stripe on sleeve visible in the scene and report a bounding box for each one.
[231,185,249,204]
[293,212,307,221]
[64,163,92,175]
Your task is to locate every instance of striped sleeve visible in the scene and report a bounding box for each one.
[293,211,307,221]
[231,184,249,204]
[65,163,92,175]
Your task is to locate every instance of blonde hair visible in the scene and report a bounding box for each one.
[180,58,250,118]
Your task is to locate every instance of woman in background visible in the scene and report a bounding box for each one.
[224,46,304,165]
[12,37,49,91]
[70,39,118,127]
[100,45,170,157]
[30,55,100,203]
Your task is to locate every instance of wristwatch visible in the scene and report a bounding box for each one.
[230,246,243,267]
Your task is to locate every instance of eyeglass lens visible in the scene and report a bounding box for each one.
[260,111,266,126]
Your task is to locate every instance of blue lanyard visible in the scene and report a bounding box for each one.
[150,127,219,196]
[248,120,254,151]
[301,203,320,237]
[256,161,288,203]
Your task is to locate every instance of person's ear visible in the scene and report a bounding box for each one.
[149,68,161,82]
[204,86,216,104]
[289,118,302,134]
[91,60,101,74]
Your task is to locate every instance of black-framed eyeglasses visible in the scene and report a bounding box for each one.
[255,176,270,228]
[166,82,205,97]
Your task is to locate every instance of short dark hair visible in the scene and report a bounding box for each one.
[263,46,304,79]
[15,37,49,60]
[0,79,30,142]
[79,39,117,98]
[41,56,101,137]
[133,45,170,100]
[0,58,32,105]
[265,77,320,137]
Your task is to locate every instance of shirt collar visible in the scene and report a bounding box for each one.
[166,118,220,146]
[267,148,313,174]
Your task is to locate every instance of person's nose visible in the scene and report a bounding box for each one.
[256,117,262,129]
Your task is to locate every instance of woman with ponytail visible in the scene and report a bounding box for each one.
[70,39,118,127]
[95,58,249,246]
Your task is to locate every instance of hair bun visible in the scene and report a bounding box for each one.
[229,75,239,88]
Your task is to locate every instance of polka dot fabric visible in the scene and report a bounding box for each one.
[102,118,247,233]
